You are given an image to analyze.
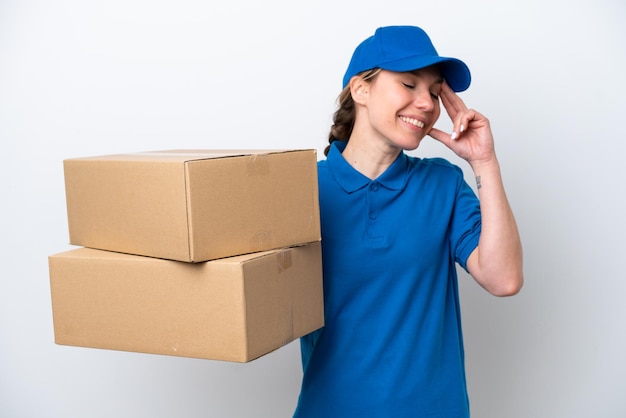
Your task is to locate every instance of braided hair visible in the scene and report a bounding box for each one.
[324,68,382,156]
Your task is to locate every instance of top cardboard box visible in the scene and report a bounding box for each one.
[64,149,320,262]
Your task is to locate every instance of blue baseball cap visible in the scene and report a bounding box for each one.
[342,26,471,92]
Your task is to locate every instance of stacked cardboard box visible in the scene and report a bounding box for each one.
[49,149,324,362]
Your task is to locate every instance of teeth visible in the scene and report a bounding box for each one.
[400,116,424,128]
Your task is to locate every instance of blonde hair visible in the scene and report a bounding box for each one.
[324,68,382,156]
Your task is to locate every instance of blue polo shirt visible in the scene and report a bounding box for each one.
[294,141,481,418]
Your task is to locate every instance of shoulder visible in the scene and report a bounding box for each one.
[317,158,330,175]
[405,155,464,178]
[316,159,334,187]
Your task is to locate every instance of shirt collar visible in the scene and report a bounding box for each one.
[327,141,409,193]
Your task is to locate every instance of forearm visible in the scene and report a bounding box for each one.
[468,157,524,296]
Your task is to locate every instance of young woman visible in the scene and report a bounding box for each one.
[293,26,523,417]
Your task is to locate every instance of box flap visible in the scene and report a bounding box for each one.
[64,149,313,163]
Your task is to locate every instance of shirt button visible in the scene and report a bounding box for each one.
[370,183,379,192]
[368,210,377,220]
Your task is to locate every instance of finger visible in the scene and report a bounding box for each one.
[428,127,451,144]
[428,127,464,156]
[440,81,468,118]
[451,109,476,140]
[441,85,477,138]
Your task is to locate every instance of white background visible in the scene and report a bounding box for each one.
[1,0,625,417]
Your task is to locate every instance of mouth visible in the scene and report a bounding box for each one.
[399,116,425,129]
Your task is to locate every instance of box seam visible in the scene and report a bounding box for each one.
[184,162,193,262]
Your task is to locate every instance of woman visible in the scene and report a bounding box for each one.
[294,26,523,417]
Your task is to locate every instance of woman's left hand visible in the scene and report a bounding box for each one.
[428,82,496,168]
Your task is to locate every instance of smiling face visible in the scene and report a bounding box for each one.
[353,66,443,152]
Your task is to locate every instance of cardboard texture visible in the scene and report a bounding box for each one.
[63,149,320,262]
[49,242,324,363]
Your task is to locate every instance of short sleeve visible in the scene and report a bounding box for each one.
[449,168,482,271]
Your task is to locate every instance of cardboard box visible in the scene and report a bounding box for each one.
[64,149,320,262]
[49,242,324,362]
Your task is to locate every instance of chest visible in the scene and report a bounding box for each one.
[320,177,456,254]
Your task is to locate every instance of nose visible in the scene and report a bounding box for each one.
[413,88,435,112]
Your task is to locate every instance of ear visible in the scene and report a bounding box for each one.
[349,76,368,105]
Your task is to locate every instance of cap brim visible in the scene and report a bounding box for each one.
[380,55,471,92]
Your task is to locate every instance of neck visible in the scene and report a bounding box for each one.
[341,135,401,180]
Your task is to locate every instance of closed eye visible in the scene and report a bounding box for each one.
[402,82,415,89]
[431,85,443,99]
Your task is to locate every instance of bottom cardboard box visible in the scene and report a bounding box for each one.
[49,242,323,362]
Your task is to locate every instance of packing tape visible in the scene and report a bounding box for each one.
[277,249,292,273]
[246,154,270,176]
[250,230,272,250]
